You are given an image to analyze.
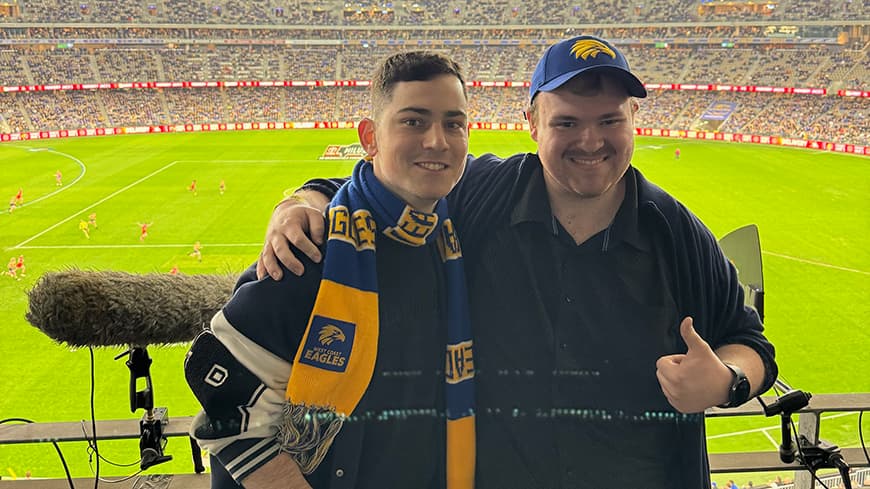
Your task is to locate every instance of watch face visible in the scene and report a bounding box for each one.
[734,376,751,405]
[721,363,751,408]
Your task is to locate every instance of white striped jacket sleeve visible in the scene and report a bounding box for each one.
[185,309,292,482]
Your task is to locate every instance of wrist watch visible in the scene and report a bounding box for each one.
[717,362,751,408]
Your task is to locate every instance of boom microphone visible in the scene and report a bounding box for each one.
[26,270,238,347]
[760,388,812,464]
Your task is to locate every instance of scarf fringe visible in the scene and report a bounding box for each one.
[277,402,345,474]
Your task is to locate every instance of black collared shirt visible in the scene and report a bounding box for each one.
[463,164,687,488]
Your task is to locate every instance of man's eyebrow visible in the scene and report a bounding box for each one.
[397,107,467,118]
[397,107,432,116]
[549,111,626,121]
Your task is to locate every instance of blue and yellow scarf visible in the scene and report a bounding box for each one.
[280,159,475,489]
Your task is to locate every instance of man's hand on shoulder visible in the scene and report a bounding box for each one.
[257,190,329,281]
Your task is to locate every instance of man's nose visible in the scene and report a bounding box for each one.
[575,126,604,152]
[423,125,449,150]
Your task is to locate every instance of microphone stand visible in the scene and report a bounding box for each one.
[759,382,853,489]
[116,347,173,470]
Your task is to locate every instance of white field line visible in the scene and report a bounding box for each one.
[15,243,262,250]
[763,251,870,275]
[10,161,179,249]
[175,159,318,163]
[6,157,327,251]
[707,411,858,442]
[761,428,779,449]
[4,147,87,209]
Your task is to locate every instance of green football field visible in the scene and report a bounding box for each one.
[0,130,867,485]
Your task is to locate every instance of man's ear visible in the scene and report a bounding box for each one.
[358,118,377,156]
[527,109,539,142]
[626,98,640,125]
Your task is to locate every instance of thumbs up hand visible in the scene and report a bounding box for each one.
[655,317,733,413]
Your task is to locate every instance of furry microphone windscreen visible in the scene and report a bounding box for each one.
[26,270,238,347]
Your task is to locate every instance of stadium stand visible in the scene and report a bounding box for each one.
[3,83,867,145]
[0,42,866,89]
[0,1,867,146]
[3,0,865,24]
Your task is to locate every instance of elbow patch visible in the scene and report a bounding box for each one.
[185,331,269,440]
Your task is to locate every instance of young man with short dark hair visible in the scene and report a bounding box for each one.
[186,51,475,489]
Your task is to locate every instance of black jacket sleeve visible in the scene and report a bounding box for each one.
[299,177,347,200]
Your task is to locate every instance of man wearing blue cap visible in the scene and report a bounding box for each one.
[256,35,777,488]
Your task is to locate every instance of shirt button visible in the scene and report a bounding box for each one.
[335,468,345,478]
[560,343,569,349]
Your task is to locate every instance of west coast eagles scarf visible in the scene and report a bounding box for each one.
[280,159,475,489]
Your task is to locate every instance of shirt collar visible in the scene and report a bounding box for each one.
[609,168,649,252]
[510,159,648,252]
[510,157,552,227]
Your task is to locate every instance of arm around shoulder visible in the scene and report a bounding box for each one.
[259,196,329,280]
[280,188,331,213]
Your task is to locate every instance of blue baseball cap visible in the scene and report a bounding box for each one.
[529,35,647,102]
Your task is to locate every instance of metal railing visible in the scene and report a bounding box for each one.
[1,393,867,488]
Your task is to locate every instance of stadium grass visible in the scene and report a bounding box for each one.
[0,130,867,485]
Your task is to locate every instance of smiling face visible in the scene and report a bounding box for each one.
[528,73,638,203]
[359,73,469,211]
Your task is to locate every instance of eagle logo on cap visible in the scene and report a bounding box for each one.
[570,39,616,60]
[318,324,347,345]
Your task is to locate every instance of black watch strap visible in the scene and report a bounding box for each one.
[717,362,751,408]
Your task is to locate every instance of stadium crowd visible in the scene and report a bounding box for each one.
[0,44,866,91]
[1,84,867,146]
[0,0,866,146]
[3,25,838,43]
[1,0,864,24]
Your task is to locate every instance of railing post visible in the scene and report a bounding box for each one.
[794,411,821,489]
[190,436,206,473]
